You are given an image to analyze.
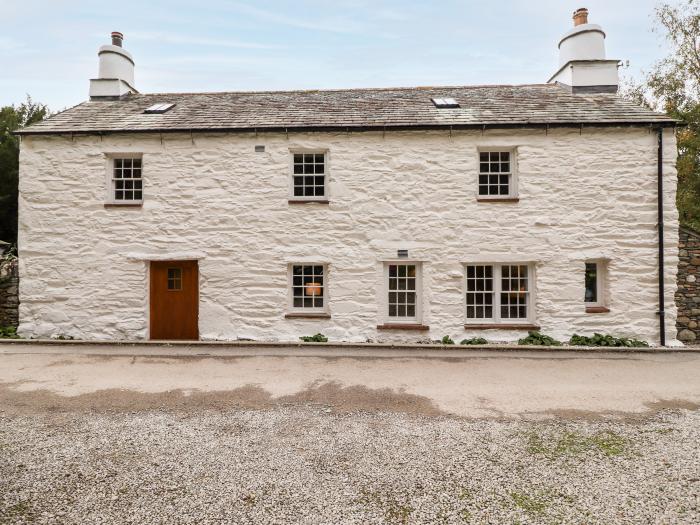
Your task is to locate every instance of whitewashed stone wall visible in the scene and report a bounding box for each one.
[17,127,679,344]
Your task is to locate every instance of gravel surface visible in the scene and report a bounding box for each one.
[1,406,699,524]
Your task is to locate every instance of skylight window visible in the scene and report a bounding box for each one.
[431,97,460,108]
[143,103,175,114]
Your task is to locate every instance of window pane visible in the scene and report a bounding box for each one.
[292,153,326,198]
[500,265,528,320]
[466,265,495,319]
[113,157,143,201]
[167,268,182,291]
[291,265,325,308]
[585,263,598,303]
[478,152,511,197]
[387,264,418,318]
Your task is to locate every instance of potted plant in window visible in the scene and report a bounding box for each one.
[305,282,322,296]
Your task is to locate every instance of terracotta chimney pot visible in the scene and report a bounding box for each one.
[573,8,589,26]
[111,31,124,47]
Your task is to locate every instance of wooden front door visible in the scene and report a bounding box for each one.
[149,260,199,340]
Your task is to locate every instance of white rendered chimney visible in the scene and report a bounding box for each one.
[547,8,619,94]
[89,32,138,100]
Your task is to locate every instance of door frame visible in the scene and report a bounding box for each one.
[147,259,200,340]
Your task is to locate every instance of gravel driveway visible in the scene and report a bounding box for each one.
[1,346,699,524]
[1,405,699,524]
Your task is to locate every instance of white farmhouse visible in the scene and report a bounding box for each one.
[17,9,680,344]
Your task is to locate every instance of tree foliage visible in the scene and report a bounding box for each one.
[623,1,700,229]
[0,96,49,244]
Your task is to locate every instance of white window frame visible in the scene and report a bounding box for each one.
[463,263,535,325]
[288,149,329,202]
[287,263,329,314]
[476,148,518,200]
[105,153,144,205]
[381,261,423,325]
[584,260,608,308]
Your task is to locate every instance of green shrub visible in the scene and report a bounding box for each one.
[0,326,19,339]
[460,337,489,345]
[569,333,649,347]
[434,335,455,345]
[518,331,561,346]
[299,333,328,343]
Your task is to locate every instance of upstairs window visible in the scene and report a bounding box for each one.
[478,150,516,199]
[291,152,327,201]
[110,157,143,204]
[465,263,533,324]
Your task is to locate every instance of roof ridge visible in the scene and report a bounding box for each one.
[130,83,555,97]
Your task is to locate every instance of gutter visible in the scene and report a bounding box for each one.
[657,127,666,346]
[14,120,679,137]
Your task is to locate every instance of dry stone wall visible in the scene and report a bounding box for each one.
[17,127,679,344]
[676,227,700,342]
[0,257,19,328]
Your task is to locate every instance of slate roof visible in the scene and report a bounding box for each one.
[17,84,676,135]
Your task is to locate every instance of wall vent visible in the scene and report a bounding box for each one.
[255,145,265,152]
[397,249,409,258]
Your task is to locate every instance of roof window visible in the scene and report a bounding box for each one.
[431,97,460,108]
[144,103,175,114]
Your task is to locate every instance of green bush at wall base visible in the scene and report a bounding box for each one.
[0,326,19,339]
[569,333,649,347]
[518,331,562,346]
[460,337,489,345]
[299,333,328,343]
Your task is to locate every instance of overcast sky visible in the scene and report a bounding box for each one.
[1,0,671,111]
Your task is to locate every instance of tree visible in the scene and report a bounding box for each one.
[623,1,700,229]
[0,96,49,244]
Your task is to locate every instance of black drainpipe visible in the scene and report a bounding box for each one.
[657,127,666,346]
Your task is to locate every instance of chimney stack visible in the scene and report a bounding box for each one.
[573,8,589,27]
[89,32,138,100]
[547,9,620,94]
[111,31,124,47]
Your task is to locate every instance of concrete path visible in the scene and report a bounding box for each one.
[1,343,699,419]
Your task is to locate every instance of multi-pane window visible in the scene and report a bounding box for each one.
[112,157,143,202]
[291,265,325,309]
[500,265,529,319]
[292,153,326,198]
[465,264,532,323]
[167,268,182,291]
[478,151,512,197]
[387,264,419,320]
[466,265,494,319]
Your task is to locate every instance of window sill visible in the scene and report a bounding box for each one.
[377,324,430,331]
[464,324,540,330]
[285,312,331,319]
[288,199,330,204]
[476,197,520,203]
[104,202,143,208]
[585,306,610,314]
